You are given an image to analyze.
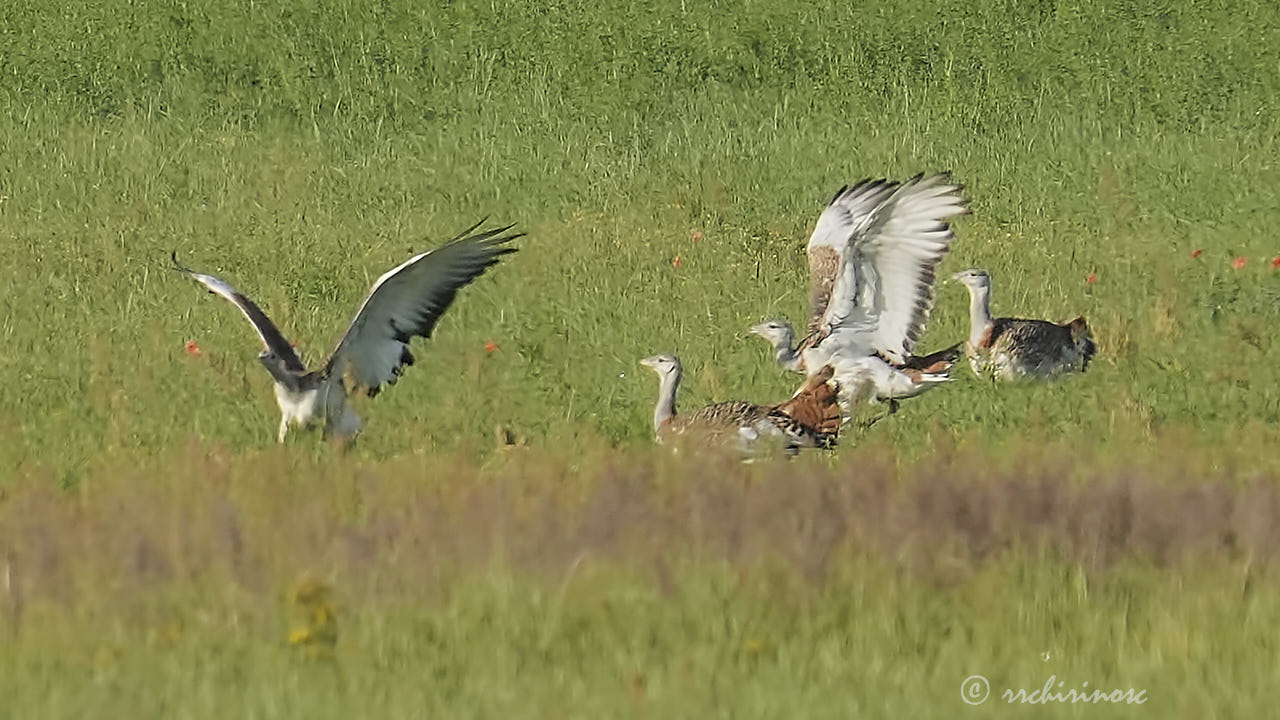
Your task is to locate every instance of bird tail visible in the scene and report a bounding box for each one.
[1066,316,1098,368]
[775,365,843,441]
[894,342,962,374]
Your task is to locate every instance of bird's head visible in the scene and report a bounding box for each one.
[747,320,795,349]
[950,268,991,290]
[640,353,681,380]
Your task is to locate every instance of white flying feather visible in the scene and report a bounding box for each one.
[802,173,969,410]
[173,219,521,442]
[750,174,968,412]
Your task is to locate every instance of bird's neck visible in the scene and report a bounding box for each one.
[260,356,311,393]
[653,369,681,435]
[776,346,803,372]
[770,332,802,371]
[966,284,994,348]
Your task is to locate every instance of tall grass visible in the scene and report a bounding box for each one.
[3,441,1279,717]
[2,0,1279,714]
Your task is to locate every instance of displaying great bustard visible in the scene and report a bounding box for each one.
[749,173,969,412]
[749,319,962,409]
[951,268,1097,381]
[173,220,521,442]
[639,354,842,453]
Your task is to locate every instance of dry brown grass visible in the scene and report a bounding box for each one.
[4,436,1278,636]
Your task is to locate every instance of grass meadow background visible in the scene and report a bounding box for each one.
[2,0,1280,716]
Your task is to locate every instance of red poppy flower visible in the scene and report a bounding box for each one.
[184,340,201,356]
[484,340,499,354]
[1190,249,1202,258]
[671,255,682,269]
[1086,272,1098,285]
[691,230,703,242]
[1232,256,1247,270]
[1271,256,1280,269]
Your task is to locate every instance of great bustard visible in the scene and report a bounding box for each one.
[749,173,969,412]
[639,354,842,453]
[173,220,521,442]
[749,319,962,410]
[951,268,1097,381]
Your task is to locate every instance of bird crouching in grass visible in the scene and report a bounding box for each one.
[172,219,522,443]
[639,353,843,456]
[951,268,1097,382]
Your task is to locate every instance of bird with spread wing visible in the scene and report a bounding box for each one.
[173,220,521,442]
[749,173,969,413]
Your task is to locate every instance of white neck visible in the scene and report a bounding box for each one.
[765,327,801,371]
[652,368,681,434]
[966,283,994,347]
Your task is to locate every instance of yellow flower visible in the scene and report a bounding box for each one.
[288,627,314,646]
[288,575,339,659]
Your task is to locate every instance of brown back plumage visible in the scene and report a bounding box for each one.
[684,400,766,430]
[771,365,842,439]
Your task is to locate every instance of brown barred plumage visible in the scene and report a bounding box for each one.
[641,355,841,453]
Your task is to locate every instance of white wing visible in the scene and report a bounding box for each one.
[172,252,306,372]
[805,179,900,336]
[852,173,968,363]
[323,220,520,396]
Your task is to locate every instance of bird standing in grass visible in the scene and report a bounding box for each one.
[951,268,1097,381]
[750,173,969,414]
[173,219,521,442]
[639,353,842,454]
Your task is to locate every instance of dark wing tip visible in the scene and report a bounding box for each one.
[451,222,525,257]
[451,217,490,242]
[170,251,204,277]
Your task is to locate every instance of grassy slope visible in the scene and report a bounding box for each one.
[2,0,1279,470]
[2,0,1280,715]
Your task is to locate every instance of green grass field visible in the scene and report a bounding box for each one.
[3,0,1280,716]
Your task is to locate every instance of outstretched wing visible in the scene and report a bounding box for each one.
[172,252,305,372]
[848,173,968,364]
[323,220,521,397]
[805,179,901,337]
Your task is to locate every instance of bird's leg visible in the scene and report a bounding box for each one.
[858,412,888,430]
[278,415,290,443]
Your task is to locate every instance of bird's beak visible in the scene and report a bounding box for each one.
[639,357,657,370]
[747,323,768,338]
